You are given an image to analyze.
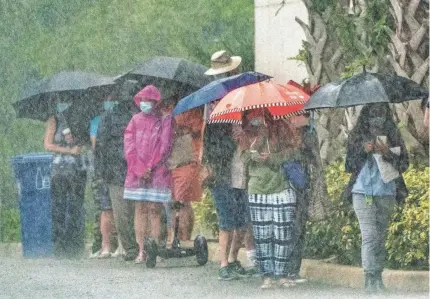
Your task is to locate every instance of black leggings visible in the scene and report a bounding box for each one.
[51,171,87,257]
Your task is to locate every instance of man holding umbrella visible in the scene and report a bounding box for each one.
[203,50,255,280]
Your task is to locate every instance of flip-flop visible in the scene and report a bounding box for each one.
[134,252,147,264]
[98,252,111,259]
[278,279,296,288]
[261,278,275,289]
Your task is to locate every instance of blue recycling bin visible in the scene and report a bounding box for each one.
[10,153,53,258]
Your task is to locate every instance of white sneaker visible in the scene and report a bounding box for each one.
[89,250,101,259]
[111,246,125,258]
[292,276,308,284]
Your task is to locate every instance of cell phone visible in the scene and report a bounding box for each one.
[377,135,387,145]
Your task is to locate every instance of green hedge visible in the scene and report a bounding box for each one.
[304,162,429,270]
[0,208,21,242]
[192,162,429,270]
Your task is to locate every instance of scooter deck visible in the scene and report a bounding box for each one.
[157,246,196,259]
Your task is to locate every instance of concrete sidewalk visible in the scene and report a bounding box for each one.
[1,241,428,292]
[206,242,429,292]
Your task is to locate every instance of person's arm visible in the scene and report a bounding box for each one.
[90,137,96,151]
[379,129,409,173]
[151,115,174,169]
[124,116,147,177]
[232,124,250,152]
[345,134,368,173]
[44,116,80,155]
[94,114,109,179]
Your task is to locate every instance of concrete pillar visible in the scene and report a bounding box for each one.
[254,0,308,84]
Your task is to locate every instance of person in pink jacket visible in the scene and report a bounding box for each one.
[123,85,174,263]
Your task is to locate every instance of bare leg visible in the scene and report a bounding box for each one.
[219,230,233,268]
[100,210,115,254]
[229,227,246,263]
[148,202,163,241]
[244,224,257,267]
[244,224,256,251]
[179,202,194,241]
[134,202,148,259]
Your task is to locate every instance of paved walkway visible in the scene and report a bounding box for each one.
[0,254,428,299]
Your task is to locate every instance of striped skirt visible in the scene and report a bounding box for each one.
[124,187,172,204]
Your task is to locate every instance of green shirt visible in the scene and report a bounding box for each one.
[242,149,300,194]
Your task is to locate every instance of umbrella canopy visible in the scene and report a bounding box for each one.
[207,81,309,124]
[173,71,271,116]
[304,71,429,110]
[115,56,211,100]
[13,71,116,121]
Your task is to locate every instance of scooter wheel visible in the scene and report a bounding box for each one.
[194,235,208,266]
[145,238,158,268]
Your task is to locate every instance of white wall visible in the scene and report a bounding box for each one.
[254,0,309,84]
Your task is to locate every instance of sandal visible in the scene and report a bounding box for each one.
[278,278,296,288]
[134,252,147,264]
[98,252,111,259]
[261,277,275,289]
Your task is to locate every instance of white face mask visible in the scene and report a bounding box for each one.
[139,101,153,113]
[56,103,70,113]
[250,118,263,127]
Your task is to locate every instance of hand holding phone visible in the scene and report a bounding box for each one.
[375,136,389,154]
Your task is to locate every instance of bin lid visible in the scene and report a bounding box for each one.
[10,152,53,165]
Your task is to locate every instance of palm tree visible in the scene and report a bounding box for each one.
[295,0,429,163]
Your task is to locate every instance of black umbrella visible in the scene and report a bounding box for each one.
[13,71,116,121]
[116,56,212,100]
[304,71,429,110]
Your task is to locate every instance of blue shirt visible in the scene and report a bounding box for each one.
[352,157,396,197]
[90,116,101,138]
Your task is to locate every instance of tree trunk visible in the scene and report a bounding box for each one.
[297,0,429,164]
[387,0,429,155]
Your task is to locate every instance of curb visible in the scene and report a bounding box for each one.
[2,242,428,292]
[207,242,429,292]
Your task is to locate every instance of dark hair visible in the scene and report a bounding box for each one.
[349,103,401,147]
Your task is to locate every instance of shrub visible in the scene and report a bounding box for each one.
[304,161,429,270]
[385,167,429,270]
[193,161,429,270]
[192,189,219,237]
[304,160,362,266]
[0,208,21,242]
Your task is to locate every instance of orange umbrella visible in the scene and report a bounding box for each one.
[208,81,309,124]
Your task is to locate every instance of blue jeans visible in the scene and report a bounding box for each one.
[210,185,249,231]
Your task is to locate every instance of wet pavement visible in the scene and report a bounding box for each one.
[0,255,428,299]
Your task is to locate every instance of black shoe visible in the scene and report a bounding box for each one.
[245,266,260,277]
[365,272,376,294]
[123,251,138,262]
[374,271,386,292]
[228,261,250,278]
[218,266,238,281]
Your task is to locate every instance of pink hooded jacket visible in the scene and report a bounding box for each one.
[124,112,174,189]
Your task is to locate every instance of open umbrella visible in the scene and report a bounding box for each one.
[13,71,116,121]
[304,70,429,110]
[207,81,309,124]
[173,71,271,116]
[115,56,211,100]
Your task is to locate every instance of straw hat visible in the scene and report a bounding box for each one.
[204,50,242,76]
